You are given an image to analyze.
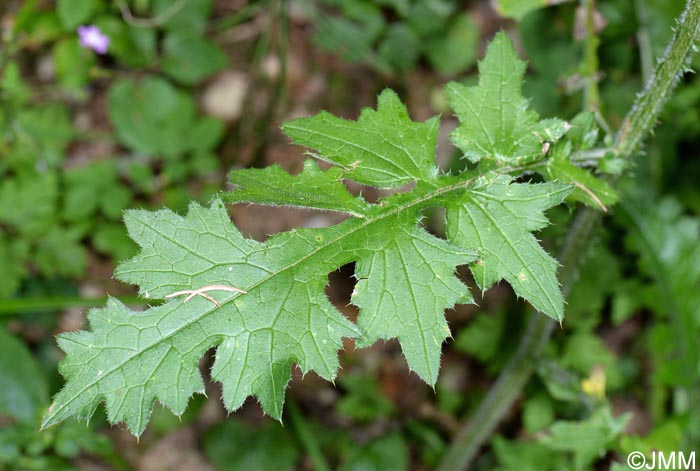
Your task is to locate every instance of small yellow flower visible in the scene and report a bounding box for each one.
[581,365,606,400]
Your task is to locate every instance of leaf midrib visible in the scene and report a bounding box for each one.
[45,167,530,427]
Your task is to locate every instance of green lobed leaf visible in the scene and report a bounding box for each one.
[352,216,474,383]
[282,89,440,188]
[45,33,575,435]
[445,174,571,320]
[224,159,370,217]
[446,32,569,165]
[44,201,359,435]
[44,203,473,434]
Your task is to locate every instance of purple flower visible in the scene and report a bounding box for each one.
[77,25,110,55]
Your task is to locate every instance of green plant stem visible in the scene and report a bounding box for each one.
[634,0,655,83]
[615,0,700,160]
[582,0,602,113]
[580,0,613,134]
[286,399,331,471]
[437,2,700,470]
[0,296,147,316]
[238,0,289,169]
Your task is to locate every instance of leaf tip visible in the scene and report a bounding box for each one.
[40,404,58,431]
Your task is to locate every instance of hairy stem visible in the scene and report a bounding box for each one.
[437,2,700,469]
[614,0,700,160]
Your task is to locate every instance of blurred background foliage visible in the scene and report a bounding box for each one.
[0,0,698,470]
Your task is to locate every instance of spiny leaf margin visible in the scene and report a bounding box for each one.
[42,32,605,437]
[446,31,570,165]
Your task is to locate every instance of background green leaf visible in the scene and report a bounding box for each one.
[57,0,101,30]
[0,327,48,423]
[162,31,228,85]
[204,419,299,471]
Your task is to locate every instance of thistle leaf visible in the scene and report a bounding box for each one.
[446,174,571,320]
[446,32,569,165]
[282,89,440,188]
[46,33,576,435]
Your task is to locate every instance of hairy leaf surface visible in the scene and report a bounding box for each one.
[446,174,571,320]
[352,216,475,384]
[44,202,359,434]
[446,32,569,164]
[224,159,369,217]
[45,34,586,435]
[282,89,440,188]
